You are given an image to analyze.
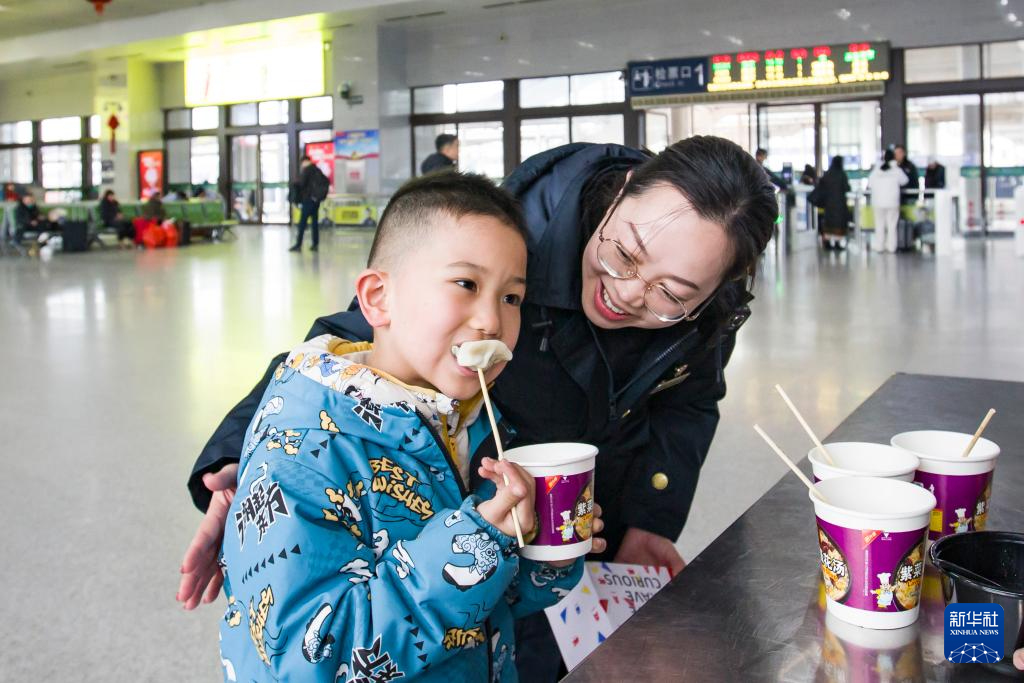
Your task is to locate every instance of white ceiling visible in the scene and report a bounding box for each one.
[0,0,1022,79]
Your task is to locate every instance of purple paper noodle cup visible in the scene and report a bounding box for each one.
[811,476,936,630]
[503,442,597,562]
[890,430,1000,543]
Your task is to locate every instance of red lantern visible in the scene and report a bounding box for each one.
[88,0,113,15]
[107,113,120,154]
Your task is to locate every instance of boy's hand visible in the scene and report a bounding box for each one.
[176,463,237,609]
[476,458,536,540]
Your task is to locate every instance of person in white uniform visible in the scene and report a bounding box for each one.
[868,149,909,253]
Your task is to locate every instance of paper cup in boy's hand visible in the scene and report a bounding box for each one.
[504,443,597,561]
[890,430,1000,542]
[812,476,935,630]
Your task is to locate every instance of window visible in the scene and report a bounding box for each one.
[40,116,82,142]
[904,45,981,83]
[983,92,1024,231]
[258,100,289,126]
[821,101,880,174]
[454,81,503,112]
[89,115,100,139]
[983,41,1024,79]
[167,109,191,130]
[414,125,454,172]
[571,115,624,144]
[299,128,333,154]
[231,136,258,183]
[457,122,504,179]
[301,96,333,122]
[520,77,569,108]
[167,139,191,184]
[91,144,101,189]
[521,118,570,161]
[191,106,219,130]
[41,144,83,188]
[412,72,629,177]
[414,86,452,114]
[570,71,624,105]
[0,120,32,144]
[230,103,258,126]
[413,81,503,114]
[190,136,220,186]
[645,110,670,153]
[907,95,983,230]
[0,148,33,183]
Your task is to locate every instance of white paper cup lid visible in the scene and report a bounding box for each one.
[809,442,919,479]
[890,430,1000,463]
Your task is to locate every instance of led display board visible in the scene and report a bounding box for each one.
[628,42,889,102]
[185,40,325,106]
[707,43,889,92]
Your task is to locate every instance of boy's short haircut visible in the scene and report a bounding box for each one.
[367,172,528,269]
[435,133,458,151]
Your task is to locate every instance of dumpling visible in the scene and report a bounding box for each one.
[452,340,513,371]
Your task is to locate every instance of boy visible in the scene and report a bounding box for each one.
[218,173,586,682]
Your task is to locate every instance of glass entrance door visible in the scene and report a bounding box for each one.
[230,135,258,223]
[820,101,881,190]
[983,92,1024,232]
[758,104,816,182]
[907,95,983,232]
[259,133,290,223]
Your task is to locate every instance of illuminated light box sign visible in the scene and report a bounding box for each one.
[628,42,889,103]
[185,40,324,106]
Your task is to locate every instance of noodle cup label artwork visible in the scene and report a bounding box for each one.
[817,518,927,613]
[532,472,595,546]
[913,471,993,541]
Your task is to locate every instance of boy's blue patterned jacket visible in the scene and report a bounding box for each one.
[219,336,582,682]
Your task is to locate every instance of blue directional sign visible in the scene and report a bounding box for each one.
[627,57,709,97]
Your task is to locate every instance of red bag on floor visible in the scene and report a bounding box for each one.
[132,217,155,245]
[142,223,166,249]
[162,221,179,248]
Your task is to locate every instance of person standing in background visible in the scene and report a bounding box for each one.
[924,159,947,189]
[420,133,459,175]
[868,150,909,253]
[893,144,919,203]
[755,147,789,191]
[289,155,329,253]
[810,156,851,251]
[799,164,817,186]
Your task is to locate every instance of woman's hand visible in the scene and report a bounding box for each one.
[476,458,537,540]
[1014,647,1024,671]
[176,463,238,609]
[614,527,686,576]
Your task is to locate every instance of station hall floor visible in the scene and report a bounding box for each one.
[2,226,1022,680]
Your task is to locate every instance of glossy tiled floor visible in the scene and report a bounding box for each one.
[2,227,1022,680]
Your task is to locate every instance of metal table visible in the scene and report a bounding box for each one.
[565,373,1024,682]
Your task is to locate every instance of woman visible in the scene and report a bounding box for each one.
[799,164,817,186]
[868,150,908,254]
[99,190,135,248]
[811,156,852,251]
[178,137,777,676]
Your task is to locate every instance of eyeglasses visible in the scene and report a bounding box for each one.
[596,225,716,323]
